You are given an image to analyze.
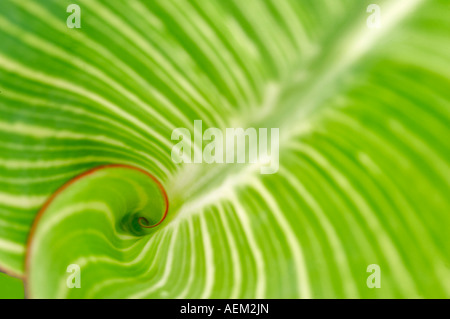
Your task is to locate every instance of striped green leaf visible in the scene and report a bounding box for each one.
[0,0,449,298]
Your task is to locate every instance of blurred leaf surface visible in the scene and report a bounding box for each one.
[0,0,449,298]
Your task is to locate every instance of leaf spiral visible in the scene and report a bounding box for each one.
[25,164,168,298]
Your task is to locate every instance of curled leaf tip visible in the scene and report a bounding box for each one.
[25,164,169,297]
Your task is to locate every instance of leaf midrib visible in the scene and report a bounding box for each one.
[165,0,426,225]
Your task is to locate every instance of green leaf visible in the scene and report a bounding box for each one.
[0,271,24,299]
[0,0,449,298]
